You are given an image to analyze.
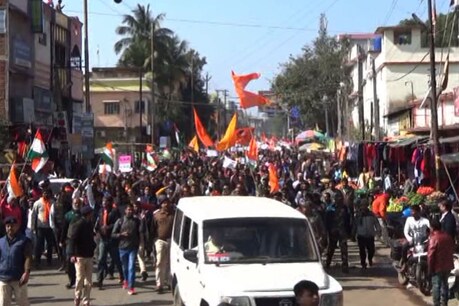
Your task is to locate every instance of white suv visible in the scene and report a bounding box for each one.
[170,196,343,306]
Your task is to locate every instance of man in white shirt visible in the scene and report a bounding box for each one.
[400,205,430,268]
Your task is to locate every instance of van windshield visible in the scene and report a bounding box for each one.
[203,218,318,264]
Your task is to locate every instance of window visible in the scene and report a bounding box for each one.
[0,10,5,34]
[190,222,198,249]
[38,33,47,46]
[135,100,146,114]
[180,216,192,250]
[173,210,184,244]
[203,218,318,264]
[104,102,120,115]
[394,30,412,45]
[70,46,81,70]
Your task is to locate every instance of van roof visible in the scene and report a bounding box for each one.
[176,196,305,222]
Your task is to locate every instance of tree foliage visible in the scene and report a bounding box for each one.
[399,13,459,47]
[272,14,349,133]
[114,4,214,142]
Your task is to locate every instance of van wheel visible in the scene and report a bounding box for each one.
[174,286,184,306]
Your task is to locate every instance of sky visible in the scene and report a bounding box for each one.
[63,0,451,102]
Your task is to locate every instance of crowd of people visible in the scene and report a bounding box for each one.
[0,146,456,306]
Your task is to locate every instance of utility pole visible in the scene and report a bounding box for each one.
[83,0,90,112]
[204,72,212,97]
[139,68,143,143]
[323,95,330,136]
[150,21,155,146]
[428,0,441,189]
[216,89,229,134]
[358,45,365,141]
[336,89,342,139]
[372,57,380,140]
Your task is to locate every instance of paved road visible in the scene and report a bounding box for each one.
[25,241,434,306]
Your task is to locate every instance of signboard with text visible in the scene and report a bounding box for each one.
[118,155,132,173]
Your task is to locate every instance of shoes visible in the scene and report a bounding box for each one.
[122,281,128,290]
[65,283,75,289]
[369,259,373,267]
[155,286,164,294]
[361,263,367,269]
[118,278,124,285]
[128,288,136,295]
[108,273,115,280]
[141,271,148,281]
[74,298,81,306]
[58,265,66,272]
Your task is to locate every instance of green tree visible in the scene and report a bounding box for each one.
[114,4,214,143]
[272,14,349,134]
[399,13,459,47]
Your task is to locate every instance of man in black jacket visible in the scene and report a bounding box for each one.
[68,205,96,306]
[94,196,123,289]
[439,200,457,241]
[112,204,142,295]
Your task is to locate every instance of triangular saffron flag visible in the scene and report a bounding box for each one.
[7,164,23,199]
[101,142,114,167]
[246,137,258,162]
[193,108,214,147]
[268,164,280,194]
[216,113,238,151]
[27,129,49,173]
[232,71,270,109]
[188,135,199,153]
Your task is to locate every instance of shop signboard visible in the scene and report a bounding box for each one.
[13,38,32,69]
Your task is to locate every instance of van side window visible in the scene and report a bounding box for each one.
[190,222,198,249]
[173,209,184,244]
[180,216,192,250]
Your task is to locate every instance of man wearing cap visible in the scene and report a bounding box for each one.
[152,195,174,293]
[0,216,32,306]
[68,205,96,306]
[31,189,56,268]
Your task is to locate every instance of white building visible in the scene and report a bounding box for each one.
[342,25,459,137]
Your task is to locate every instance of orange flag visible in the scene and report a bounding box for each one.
[188,135,199,153]
[235,127,255,145]
[216,113,238,151]
[268,164,279,194]
[246,137,258,161]
[193,108,214,147]
[232,71,270,109]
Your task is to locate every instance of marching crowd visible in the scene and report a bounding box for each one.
[0,146,456,306]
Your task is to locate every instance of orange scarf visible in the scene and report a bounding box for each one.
[42,197,51,223]
[103,209,108,226]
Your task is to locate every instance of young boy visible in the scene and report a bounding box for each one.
[294,280,320,306]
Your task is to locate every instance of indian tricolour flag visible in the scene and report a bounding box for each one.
[7,164,23,199]
[101,142,114,167]
[27,129,49,173]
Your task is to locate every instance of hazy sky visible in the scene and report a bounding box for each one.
[63,0,450,99]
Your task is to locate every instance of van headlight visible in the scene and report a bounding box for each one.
[221,296,252,306]
[320,292,343,306]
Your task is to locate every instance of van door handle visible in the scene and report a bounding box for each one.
[186,266,189,270]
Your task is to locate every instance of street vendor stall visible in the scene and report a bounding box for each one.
[440,152,459,202]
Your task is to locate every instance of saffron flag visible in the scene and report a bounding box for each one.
[193,108,214,147]
[188,135,199,153]
[216,113,238,151]
[6,164,23,199]
[101,142,114,167]
[268,164,280,194]
[246,137,258,162]
[235,127,255,145]
[27,129,49,173]
[232,71,270,109]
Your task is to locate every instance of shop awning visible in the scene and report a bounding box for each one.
[439,135,459,144]
[440,152,459,165]
[389,136,429,148]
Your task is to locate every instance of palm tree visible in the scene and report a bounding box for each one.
[114,4,172,69]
